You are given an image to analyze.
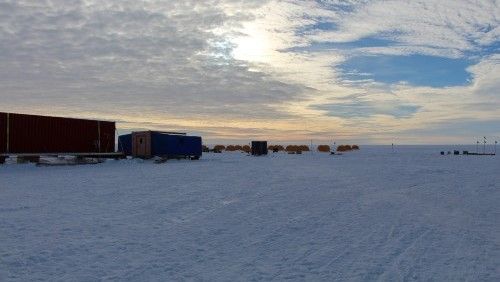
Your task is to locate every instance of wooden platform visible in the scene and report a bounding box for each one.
[0,152,125,164]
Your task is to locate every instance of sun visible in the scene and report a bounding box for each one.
[231,21,272,63]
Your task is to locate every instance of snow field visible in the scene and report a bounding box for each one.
[0,146,499,281]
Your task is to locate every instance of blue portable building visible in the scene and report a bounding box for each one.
[118,131,202,159]
[118,134,132,155]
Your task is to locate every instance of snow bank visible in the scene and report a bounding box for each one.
[0,146,498,281]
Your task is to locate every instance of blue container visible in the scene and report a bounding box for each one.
[118,131,202,159]
[151,132,202,158]
[118,134,132,155]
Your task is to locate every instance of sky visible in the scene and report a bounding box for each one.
[0,0,499,144]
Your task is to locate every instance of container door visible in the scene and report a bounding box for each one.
[132,132,151,158]
[136,134,147,156]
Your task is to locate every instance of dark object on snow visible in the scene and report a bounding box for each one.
[454,150,460,155]
[440,151,445,155]
[17,156,40,163]
[154,157,168,164]
[0,112,115,155]
[118,131,202,159]
[251,141,268,156]
[467,152,495,156]
[463,151,469,155]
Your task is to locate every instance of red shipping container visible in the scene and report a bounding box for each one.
[0,113,6,154]
[0,112,115,154]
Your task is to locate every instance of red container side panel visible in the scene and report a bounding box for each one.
[0,113,6,154]
[6,113,115,154]
[99,121,116,153]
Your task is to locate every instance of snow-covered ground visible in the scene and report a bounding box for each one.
[1,146,499,281]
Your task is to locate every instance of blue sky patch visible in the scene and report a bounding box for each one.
[339,55,473,87]
[295,21,338,36]
[308,21,337,31]
[472,40,500,57]
[315,101,421,119]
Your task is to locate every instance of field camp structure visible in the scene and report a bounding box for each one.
[3,112,494,166]
[0,112,202,165]
[0,112,119,164]
[251,141,268,156]
[440,137,497,156]
[118,131,202,160]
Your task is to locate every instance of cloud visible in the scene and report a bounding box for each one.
[231,0,500,142]
[306,0,500,57]
[0,0,498,143]
[0,0,307,121]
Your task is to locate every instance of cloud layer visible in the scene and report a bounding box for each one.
[0,0,498,143]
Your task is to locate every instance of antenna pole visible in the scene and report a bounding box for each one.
[483,136,486,154]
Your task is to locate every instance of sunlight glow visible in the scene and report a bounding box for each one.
[231,22,272,63]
